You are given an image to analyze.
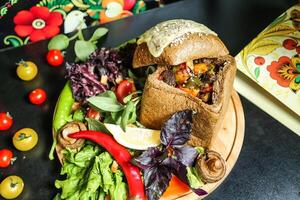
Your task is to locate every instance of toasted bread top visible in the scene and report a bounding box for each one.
[133,20,229,68]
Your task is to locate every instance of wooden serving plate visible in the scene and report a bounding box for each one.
[168,90,245,199]
[53,90,245,199]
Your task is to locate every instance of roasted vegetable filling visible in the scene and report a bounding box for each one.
[160,58,224,104]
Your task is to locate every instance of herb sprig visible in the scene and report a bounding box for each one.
[133,110,206,200]
[48,27,108,61]
[87,90,141,131]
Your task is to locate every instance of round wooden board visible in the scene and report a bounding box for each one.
[53,90,245,199]
[171,90,245,200]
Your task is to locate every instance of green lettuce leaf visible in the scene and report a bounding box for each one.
[186,167,204,189]
[54,143,127,200]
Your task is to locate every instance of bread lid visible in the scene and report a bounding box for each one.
[133,19,229,68]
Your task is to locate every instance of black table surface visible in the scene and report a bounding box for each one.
[0,0,299,199]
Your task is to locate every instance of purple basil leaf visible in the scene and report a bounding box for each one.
[160,109,193,146]
[172,163,189,184]
[144,166,172,200]
[161,156,181,171]
[133,147,163,169]
[193,188,208,196]
[173,145,199,167]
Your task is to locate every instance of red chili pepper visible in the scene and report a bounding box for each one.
[69,130,145,200]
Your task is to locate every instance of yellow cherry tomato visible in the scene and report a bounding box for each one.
[13,128,38,151]
[16,61,38,81]
[0,175,24,199]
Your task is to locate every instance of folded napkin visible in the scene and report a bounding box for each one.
[235,4,300,136]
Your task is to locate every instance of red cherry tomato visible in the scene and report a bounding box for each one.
[116,79,135,103]
[29,88,47,105]
[0,149,14,168]
[0,112,13,131]
[86,107,101,120]
[46,49,64,67]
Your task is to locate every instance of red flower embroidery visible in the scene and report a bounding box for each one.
[13,6,63,42]
[267,56,300,91]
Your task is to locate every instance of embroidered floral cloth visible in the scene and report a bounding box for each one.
[0,0,179,50]
[235,4,300,117]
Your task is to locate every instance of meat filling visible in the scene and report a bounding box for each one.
[159,58,224,104]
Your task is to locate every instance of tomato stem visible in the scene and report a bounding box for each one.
[17,133,31,141]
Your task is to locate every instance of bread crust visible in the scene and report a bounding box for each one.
[139,55,236,147]
[133,33,229,68]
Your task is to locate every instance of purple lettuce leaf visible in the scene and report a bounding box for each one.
[66,62,107,102]
[66,47,123,102]
[160,109,193,146]
[144,166,172,200]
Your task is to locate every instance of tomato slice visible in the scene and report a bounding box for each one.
[161,176,190,199]
[116,79,135,103]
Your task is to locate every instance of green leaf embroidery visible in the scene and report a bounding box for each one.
[254,67,260,79]
[3,35,24,47]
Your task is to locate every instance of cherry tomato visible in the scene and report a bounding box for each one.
[29,88,47,105]
[0,149,14,168]
[0,175,24,199]
[16,60,38,81]
[116,79,135,103]
[13,128,38,151]
[0,112,13,131]
[46,49,64,67]
[86,107,101,120]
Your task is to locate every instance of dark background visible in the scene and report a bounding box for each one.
[0,0,299,199]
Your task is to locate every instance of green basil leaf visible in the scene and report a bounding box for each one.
[98,90,117,100]
[195,146,205,154]
[127,106,137,124]
[186,167,204,189]
[128,69,137,79]
[74,40,97,61]
[87,96,124,112]
[121,101,135,131]
[90,27,109,41]
[48,34,69,50]
[123,91,142,104]
[111,112,122,125]
[86,118,110,133]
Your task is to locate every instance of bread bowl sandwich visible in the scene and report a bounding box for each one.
[133,19,236,147]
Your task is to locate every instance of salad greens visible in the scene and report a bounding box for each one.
[87,91,141,130]
[54,143,127,200]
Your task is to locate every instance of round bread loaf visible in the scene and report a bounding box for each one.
[133,19,229,68]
